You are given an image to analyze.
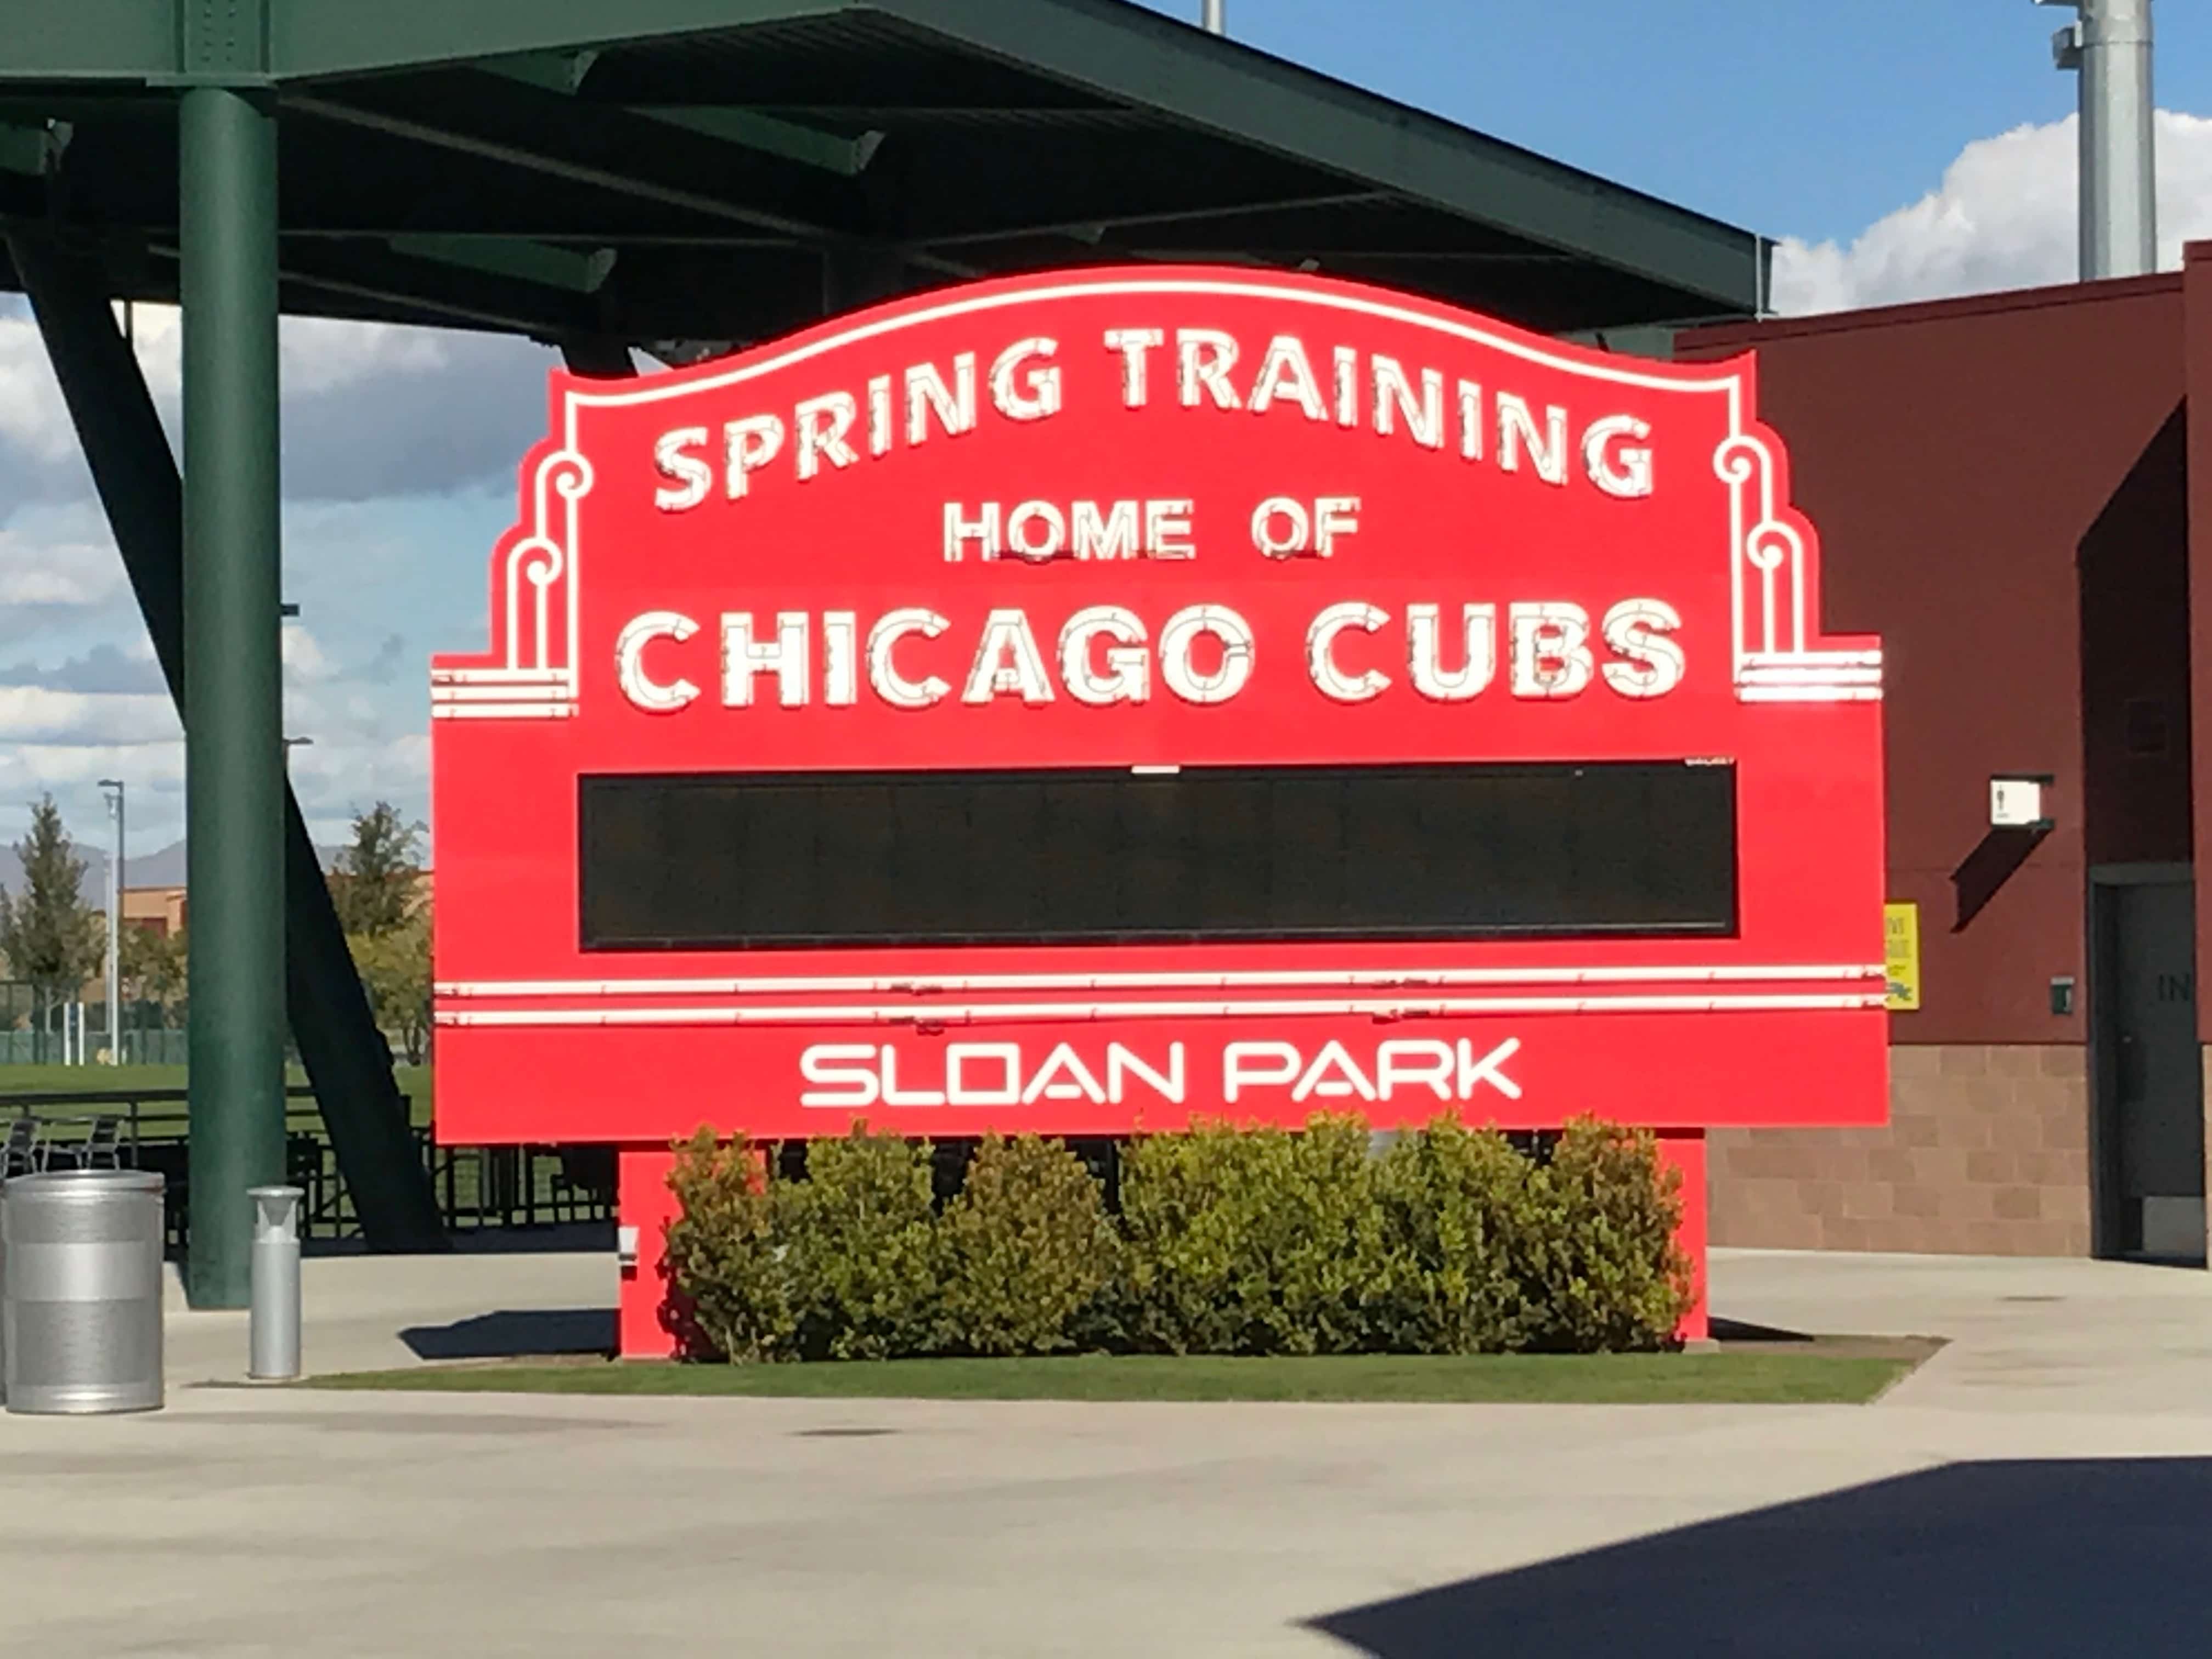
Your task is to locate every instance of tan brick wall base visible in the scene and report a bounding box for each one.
[1709,1045,2090,1256]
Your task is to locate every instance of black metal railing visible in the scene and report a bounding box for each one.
[0,1086,614,1254]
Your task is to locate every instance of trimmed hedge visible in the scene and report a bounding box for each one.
[665,1116,1693,1363]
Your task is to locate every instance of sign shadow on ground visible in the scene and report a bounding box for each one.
[1310,1459,2212,1657]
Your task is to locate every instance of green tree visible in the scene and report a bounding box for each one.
[119,921,188,1024]
[330,801,423,936]
[0,795,103,1001]
[350,905,431,1064]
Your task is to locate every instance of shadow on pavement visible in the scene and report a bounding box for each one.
[303,1221,615,1259]
[401,1307,616,1360]
[1310,1459,2212,1657]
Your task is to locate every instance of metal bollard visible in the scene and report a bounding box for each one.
[248,1185,303,1381]
[3,1169,166,1414]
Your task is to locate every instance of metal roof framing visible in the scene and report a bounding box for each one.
[0,0,1766,340]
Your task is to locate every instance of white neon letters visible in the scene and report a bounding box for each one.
[1059,606,1150,706]
[867,608,951,709]
[648,321,1668,512]
[1407,602,1497,702]
[799,1039,1519,1112]
[614,611,700,711]
[1307,602,1390,703]
[614,599,1684,715]
[1158,605,1255,704]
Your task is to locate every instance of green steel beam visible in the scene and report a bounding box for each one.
[8,227,449,1260]
[289,76,978,279]
[482,49,606,97]
[560,337,637,378]
[286,84,869,245]
[0,120,66,176]
[179,84,286,1308]
[630,108,882,177]
[388,234,617,294]
[482,50,883,178]
[0,2,173,80]
[269,1,838,80]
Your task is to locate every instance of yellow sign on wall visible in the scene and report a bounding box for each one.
[1884,902,1921,1011]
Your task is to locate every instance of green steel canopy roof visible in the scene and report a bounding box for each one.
[0,0,1768,347]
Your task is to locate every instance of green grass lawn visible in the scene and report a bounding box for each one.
[0,1062,193,1094]
[0,1063,433,1129]
[301,1348,1926,1406]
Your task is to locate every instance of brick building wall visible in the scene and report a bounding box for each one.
[1683,276,2193,1261]
[1709,1046,2090,1256]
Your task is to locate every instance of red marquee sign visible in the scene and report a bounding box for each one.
[429,268,1886,1351]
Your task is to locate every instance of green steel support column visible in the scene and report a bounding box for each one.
[7,229,448,1258]
[180,86,285,1308]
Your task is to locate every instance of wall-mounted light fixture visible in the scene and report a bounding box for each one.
[1990,772,2056,830]
[1954,774,2059,931]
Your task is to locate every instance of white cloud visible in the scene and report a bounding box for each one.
[0,297,554,505]
[0,310,83,465]
[0,507,126,611]
[0,687,177,746]
[280,620,335,684]
[284,727,432,847]
[1772,110,2212,315]
[97,302,485,401]
[0,740,184,807]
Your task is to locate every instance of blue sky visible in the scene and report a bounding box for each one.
[5,1,2210,863]
[1141,1,2212,243]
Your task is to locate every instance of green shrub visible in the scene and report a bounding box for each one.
[1119,1115,1390,1355]
[664,1129,797,1363]
[782,1124,942,1360]
[664,1114,1696,1363]
[935,1133,1119,1355]
[1521,1119,1695,1352]
[1369,1117,1542,1354]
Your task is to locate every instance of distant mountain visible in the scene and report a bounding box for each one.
[1,838,346,897]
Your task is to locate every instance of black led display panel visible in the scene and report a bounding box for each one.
[579,761,1736,951]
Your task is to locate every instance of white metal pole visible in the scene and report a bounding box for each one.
[1202,0,1225,36]
[104,785,121,1063]
[2042,0,2157,279]
[116,783,125,1062]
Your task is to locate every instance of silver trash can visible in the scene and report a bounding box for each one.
[2,1169,166,1414]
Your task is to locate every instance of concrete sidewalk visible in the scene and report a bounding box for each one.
[160,1240,2212,1406]
[161,1246,617,1384]
[1712,1246,2212,1416]
[0,1247,2205,1657]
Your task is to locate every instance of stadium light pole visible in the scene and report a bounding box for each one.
[2038,0,2157,279]
[98,777,125,1064]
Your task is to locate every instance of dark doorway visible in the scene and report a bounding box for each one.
[2091,870,2205,1261]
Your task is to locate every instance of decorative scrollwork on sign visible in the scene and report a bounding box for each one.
[504,449,594,678]
[1713,426,1876,703]
[431,447,596,721]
